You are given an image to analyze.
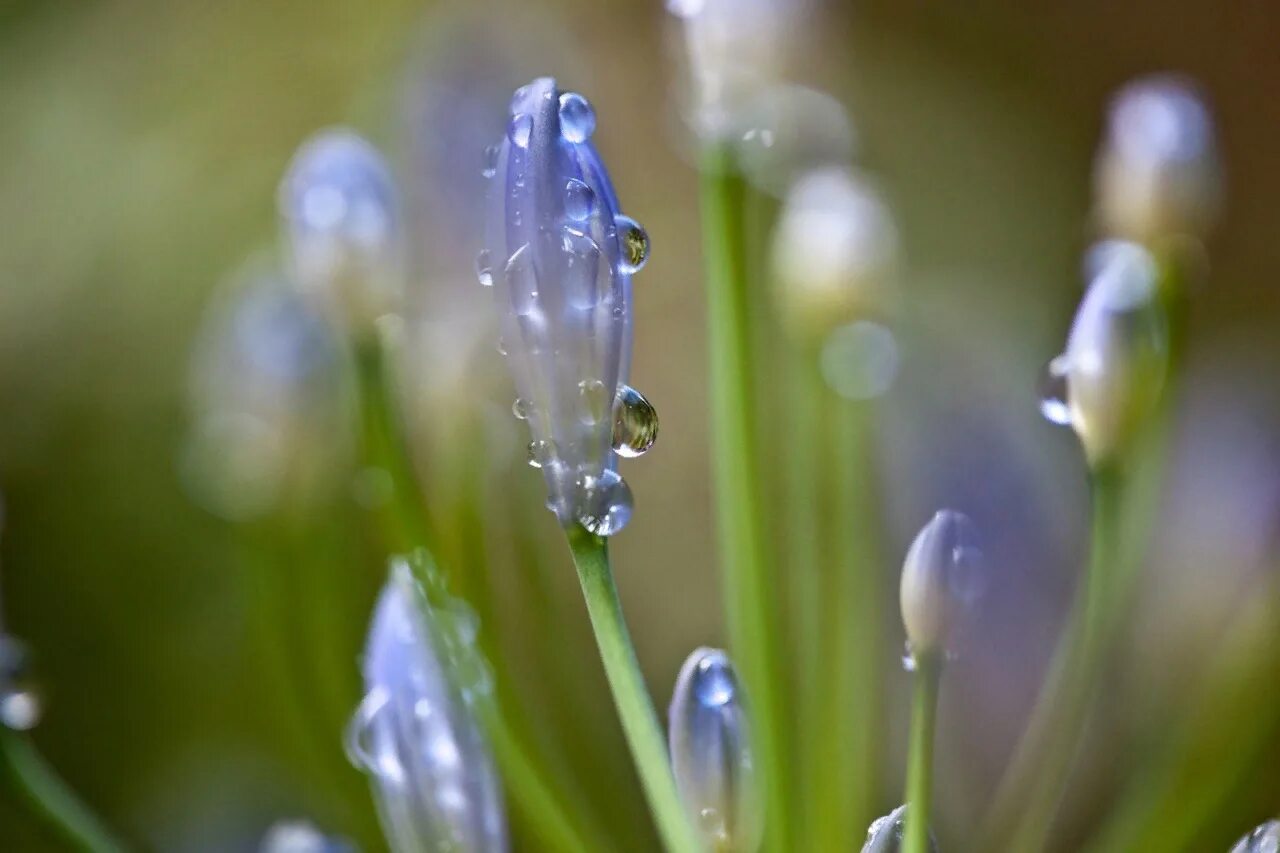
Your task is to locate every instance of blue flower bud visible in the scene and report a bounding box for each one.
[484,78,653,536]
[860,805,937,853]
[668,647,763,853]
[347,564,506,853]
[1231,820,1280,853]
[900,510,985,661]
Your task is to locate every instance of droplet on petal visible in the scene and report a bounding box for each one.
[508,114,533,148]
[575,469,633,537]
[474,249,494,287]
[1038,354,1072,426]
[615,215,650,274]
[564,179,595,221]
[558,92,596,143]
[612,385,659,458]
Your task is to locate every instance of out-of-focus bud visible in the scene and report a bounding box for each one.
[1059,241,1169,465]
[280,129,404,336]
[184,268,347,521]
[258,821,353,853]
[0,634,39,731]
[900,510,985,663]
[1231,820,1280,853]
[665,0,804,143]
[1093,76,1221,243]
[346,563,506,853]
[668,647,762,853]
[484,77,656,536]
[772,167,898,341]
[860,805,938,853]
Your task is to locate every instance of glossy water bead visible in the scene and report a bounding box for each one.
[483,77,655,535]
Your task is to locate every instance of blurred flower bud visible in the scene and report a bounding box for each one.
[346,563,506,853]
[668,647,763,853]
[900,510,985,662]
[184,267,347,521]
[772,167,898,341]
[1231,820,1280,853]
[0,634,39,731]
[1093,76,1222,243]
[860,805,937,853]
[259,821,353,853]
[485,77,656,536]
[280,129,404,336]
[1060,241,1169,465]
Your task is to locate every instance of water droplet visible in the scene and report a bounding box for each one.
[612,385,659,458]
[1038,354,1073,425]
[564,179,595,221]
[509,84,531,115]
[496,338,508,356]
[512,398,532,421]
[474,249,493,287]
[504,243,536,316]
[558,92,596,143]
[508,114,533,149]
[344,687,390,772]
[578,379,610,424]
[527,439,554,469]
[615,215,650,273]
[820,321,899,400]
[560,226,602,309]
[481,145,499,179]
[693,656,736,707]
[901,642,917,672]
[575,469,633,536]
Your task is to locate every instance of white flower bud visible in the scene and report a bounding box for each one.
[899,511,984,661]
[1094,76,1222,242]
[861,804,937,853]
[1231,820,1280,853]
[1063,241,1169,465]
[668,647,763,853]
[771,168,898,340]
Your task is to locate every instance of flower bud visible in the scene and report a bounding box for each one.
[259,821,352,853]
[346,564,506,853]
[668,647,763,853]
[1231,820,1280,853]
[860,805,937,853]
[484,78,654,536]
[280,129,403,336]
[899,510,984,662]
[772,167,898,341]
[1062,241,1169,465]
[1094,76,1221,243]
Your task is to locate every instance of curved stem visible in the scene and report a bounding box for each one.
[903,654,941,853]
[701,143,790,852]
[0,729,126,852]
[566,524,700,853]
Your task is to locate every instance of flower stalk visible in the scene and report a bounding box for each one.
[902,652,941,853]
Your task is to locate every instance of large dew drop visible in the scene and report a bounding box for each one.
[575,469,633,536]
[615,215,650,274]
[558,92,596,143]
[508,114,533,148]
[612,385,659,458]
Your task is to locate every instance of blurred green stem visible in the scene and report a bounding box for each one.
[566,524,699,853]
[0,730,125,853]
[701,142,790,852]
[984,462,1127,850]
[903,653,941,853]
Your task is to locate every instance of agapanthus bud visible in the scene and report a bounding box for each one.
[668,647,763,853]
[347,564,506,853]
[280,129,403,335]
[259,821,353,853]
[1094,76,1221,242]
[899,510,984,661]
[484,77,656,536]
[1231,820,1280,853]
[772,167,898,341]
[860,805,937,853]
[1061,240,1169,465]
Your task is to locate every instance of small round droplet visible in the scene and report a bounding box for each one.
[475,249,494,287]
[576,469,633,537]
[612,385,659,458]
[558,92,596,143]
[481,145,499,179]
[508,114,533,149]
[527,440,554,469]
[693,656,736,707]
[578,379,610,424]
[564,179,595,221]
[1038,354,1073,426]
[616,215,650,273]
[512,398,532,420]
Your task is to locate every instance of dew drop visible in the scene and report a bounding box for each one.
[612,385,659,458]
[474,249,493,287]
[1038,354,1073,426]
[615,215,650,273]
[509,84,531,115]
[901,642,917,672]
[481,145,499,179]
[576,469,633,537]
[558,92,596,143]
[527,439,554,469]
[344,687,390,772]
[578,379,610,424]
[564,179,595,221]
[508,114,533,149]
[496,338,508,356]
[693,656,736,707]
[512,398,532,420]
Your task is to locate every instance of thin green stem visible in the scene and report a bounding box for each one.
[566,524,700,853]
[0,729,125,853]
[700,143,790,852]
[903,654,941,853]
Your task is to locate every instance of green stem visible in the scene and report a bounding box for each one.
[903,654,941,853]
[0,729,125,853]
[566,524,699,853]
[701,143,790,851]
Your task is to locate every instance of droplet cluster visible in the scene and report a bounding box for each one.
[481,78,658,536]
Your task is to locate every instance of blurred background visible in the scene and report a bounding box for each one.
[1,0,1279,850]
